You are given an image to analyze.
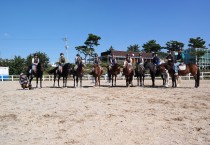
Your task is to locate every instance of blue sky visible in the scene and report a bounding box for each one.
[0,0,210,63]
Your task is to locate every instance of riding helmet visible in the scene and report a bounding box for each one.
[34,53,37,57]
[76,54,80,56]
[60,53,64,56]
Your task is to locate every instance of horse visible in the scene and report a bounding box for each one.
[143,62,167,87]
[123,62,134,87]
[107,64,121,87]
[27,63,43,88]
[135,63,145,86]
[158,63,200,88]
[48,63,71,88]
[92,64,103,87]
[71,61,84,87]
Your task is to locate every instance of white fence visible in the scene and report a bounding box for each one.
[1,72,210,82]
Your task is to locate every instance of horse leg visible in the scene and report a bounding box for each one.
[137,76,139,86]
[140,75,142,86]
[95,77,97,87]
[35,77,38,88]
[53,74,56,87]
[111,75,114,87]
[76,76,78,87]
[126,77,129,87]
[63,77,65,87]
[80,76,82,87]
[151,73,155,87]
[114,75,116,86]
[73,76,76,87]
[40,77,42,88]
[58,76,60,87]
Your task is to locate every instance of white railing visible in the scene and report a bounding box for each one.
[1,72,210,82]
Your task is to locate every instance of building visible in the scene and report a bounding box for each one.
[101,50,153,64]
[184,48,210,69]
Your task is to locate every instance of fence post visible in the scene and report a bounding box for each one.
[202,72,204,80]
[1,75,3,82]
[188,73,190,80]
[12,75,13,81]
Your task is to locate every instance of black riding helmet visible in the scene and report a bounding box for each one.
[60,53,64,56]
[76,54,80,57]
[34,53,38,57]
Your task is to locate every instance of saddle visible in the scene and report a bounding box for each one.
[179,64,186,70]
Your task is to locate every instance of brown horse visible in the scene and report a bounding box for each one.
[92,64,103,87]
[107,64,121,86]
[123,62,134,87]
[71,62,84,87]
[158,63,200,88]
[27,63,43,88]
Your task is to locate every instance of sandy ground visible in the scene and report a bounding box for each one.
[0,79,210,145]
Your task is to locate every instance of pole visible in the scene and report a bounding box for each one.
[64,35,69,62]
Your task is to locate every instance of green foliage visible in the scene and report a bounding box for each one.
[127,44,140,52]
[9,56,26,75]
[188,37,206,48]
[188,37,207,64]
[142,40,161,53]
[165,40,184,51]
[75,34,101,63]
[107,46,115,51]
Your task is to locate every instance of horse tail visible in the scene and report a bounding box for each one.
[48,67,58,74]
[197,67,200,87]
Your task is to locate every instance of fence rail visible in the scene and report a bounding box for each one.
[1,72,210,82]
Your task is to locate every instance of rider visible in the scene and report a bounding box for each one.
[109,53,117,69]
[174,48,185,76]
[74,54,82,70]
[90,54,101,75]
[136,53,144,70]
[31,53,39,74]
[122,54,133,75]
[123,54,132,67]
[166,50,175,65]
[152,52,160,69]
[58,53,66,73]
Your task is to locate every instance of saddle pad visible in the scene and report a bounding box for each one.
[179,64,186,70]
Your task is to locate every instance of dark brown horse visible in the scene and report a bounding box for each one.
[71,61,84,87]
[107,64,121,86]
[123,62,134,87]
[92,64,103,87]
[48,63,71,88]
[158,63,200,88]
[135,63,145,86]
[27,63,43,88]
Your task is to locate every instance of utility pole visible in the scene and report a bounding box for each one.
[63,35,69,62]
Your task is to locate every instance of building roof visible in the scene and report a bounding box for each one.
[101,50,152,58]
